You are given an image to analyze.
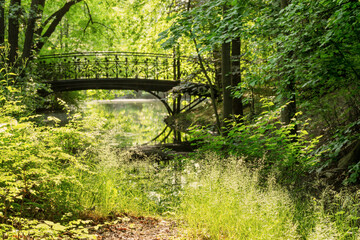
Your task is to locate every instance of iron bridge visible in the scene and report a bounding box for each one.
[32,51,215,115]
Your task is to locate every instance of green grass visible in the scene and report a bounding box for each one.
[177,155,298,239]
[65,149,360,239]
[2,101,360,239]
[69,149,162,217]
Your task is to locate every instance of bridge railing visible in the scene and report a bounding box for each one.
[34,52,174,81]
[32,51,216,84]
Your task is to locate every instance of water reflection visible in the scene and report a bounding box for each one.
[85,99,173,147]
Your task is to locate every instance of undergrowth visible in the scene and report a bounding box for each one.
[1,85,360,238]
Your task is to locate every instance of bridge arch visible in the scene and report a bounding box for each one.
[44,86,175,116]
[33,51,215,116]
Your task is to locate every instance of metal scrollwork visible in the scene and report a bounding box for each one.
[31,51,215,91]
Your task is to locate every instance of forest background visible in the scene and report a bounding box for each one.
[0,0,360,239]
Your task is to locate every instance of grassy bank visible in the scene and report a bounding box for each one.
[1,100,360,239]
[67,150,360,239]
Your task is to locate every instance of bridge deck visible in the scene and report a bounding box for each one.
[48,78,180,92]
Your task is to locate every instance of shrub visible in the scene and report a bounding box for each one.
[191,99,322,177]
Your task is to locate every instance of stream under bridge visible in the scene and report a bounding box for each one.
[32,51,215,115]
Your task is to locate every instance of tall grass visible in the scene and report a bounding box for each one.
[6,105,355,239]
[61,143,360,239]
[177,155,360,239]
[178,155,299,239]
[69,148,161,217]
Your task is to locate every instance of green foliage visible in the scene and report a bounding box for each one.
[0,105,94,220]
[42,0,173,54]
[0,47,50,114]
[0,69,96,234]
[179,155,299,239]
[191,99,321,176]
[161,0,360,133]
[1,1,360,237]
[305,188,360,240]
[85,89,136,101]
[316,119,360,184]
[1,79,359,239]
[158,0,256,52]
[71,153,178,217]
[0,217,97,239]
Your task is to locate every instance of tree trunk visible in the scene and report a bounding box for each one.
[0,0,5,45]
[222,5,232,124]
[280,0,288,9]
[222,41,232,122]
[22,0,46,60]
[8,0,21,63]
[231,37,243,119]
[279,0,297,135]
[213,47,222,90]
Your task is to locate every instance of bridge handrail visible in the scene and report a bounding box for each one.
[32,51,216,83]
[36,51,208,62]
[37,51,173,60]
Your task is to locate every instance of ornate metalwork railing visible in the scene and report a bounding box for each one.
[34,52,175,81]
[32,51,215,83]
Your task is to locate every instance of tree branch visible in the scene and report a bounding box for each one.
[192,35,222,135]
[35,0,83,53]
[186,0,221,134]
[83,1,93,33]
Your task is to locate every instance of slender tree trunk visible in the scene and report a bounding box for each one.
[0,0,5,45]
[279,0,297,135]
[222,4,232,125]
[222,40,232,122]
[280,0,288,9]
[193,37,222,135]
[8,0,21,63]
[281,81,296,124]
[22,0,46,60]
[213,47,222,90]
[187,0,222,134]
[64,17,69,51]
[231,37,243,119]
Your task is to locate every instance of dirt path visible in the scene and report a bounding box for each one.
[94,216,184,240]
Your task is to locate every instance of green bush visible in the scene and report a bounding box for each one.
[191,99,321,177]
[0,112,93,220]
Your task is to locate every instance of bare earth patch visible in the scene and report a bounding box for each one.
[94,216,183,240]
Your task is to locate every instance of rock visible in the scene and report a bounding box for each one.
[338,140,360,169]
[127,142,195,162]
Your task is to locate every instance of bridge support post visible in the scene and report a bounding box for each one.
[172,94,182,115]
[171,93,182,143]
[173,46,181,81]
